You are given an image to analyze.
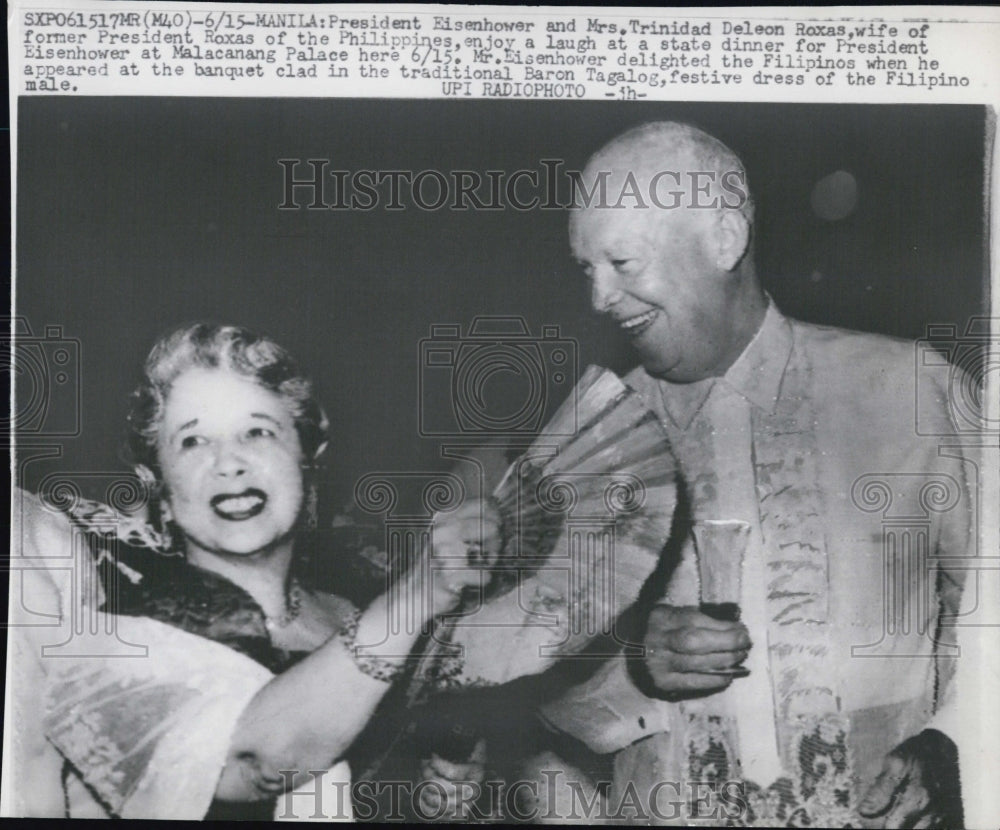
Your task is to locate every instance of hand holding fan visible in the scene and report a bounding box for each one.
[422,365,678,690]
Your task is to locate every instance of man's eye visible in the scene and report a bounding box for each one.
[180,435,207,449]
[612,258,636,272]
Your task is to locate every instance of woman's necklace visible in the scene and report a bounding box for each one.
[264,578,305,632]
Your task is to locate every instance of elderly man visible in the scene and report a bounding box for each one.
[527,121,975,827]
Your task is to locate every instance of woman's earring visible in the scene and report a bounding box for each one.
[133,466,177,553]
[156,500,184,553]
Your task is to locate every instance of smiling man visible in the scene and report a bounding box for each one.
[569,123,764,385]
[529,121,977,827]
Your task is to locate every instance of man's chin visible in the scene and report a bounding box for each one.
[639,352,715,384]
[636,345,673,376]
[639,355,689,383]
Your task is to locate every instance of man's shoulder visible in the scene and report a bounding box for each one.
[787,317,917,376]
[784,317,929,409]
[785,316,964,437]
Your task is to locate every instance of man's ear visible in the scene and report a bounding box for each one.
[713,209,751,271]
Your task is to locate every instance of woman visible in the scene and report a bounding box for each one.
[7,323,499,819]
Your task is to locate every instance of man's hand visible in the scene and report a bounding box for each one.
[642,605,752,697]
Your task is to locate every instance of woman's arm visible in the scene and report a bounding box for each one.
[213,500,499,802]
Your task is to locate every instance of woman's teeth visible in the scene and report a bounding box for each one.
[211,491,266,519]
[620,310,658,336]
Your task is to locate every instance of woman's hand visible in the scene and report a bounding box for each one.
[425,498,502,615]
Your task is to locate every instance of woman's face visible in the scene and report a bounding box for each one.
[156,367,305,559]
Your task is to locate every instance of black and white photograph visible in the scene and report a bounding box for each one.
[5,4,999,827]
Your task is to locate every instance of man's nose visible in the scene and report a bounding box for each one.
[590,268,624,313]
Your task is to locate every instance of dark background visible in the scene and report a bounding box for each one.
[14,99,988,513]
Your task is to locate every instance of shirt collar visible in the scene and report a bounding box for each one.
[652,299,793,429]
[719,298,792,414]
[658,375,715,430]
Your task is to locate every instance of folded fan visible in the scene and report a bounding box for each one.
[418,365,679,692]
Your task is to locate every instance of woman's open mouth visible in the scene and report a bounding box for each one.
[619,309,659,338]
[211,488,267,521]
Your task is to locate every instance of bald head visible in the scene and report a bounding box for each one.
[569,121,766,382]
[575,121,754,220]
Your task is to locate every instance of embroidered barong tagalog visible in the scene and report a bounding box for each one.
[643,307,855,826]
[748,339,854,826]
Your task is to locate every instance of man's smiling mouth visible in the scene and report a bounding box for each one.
[619,309,659,337]
[211,489,267,520]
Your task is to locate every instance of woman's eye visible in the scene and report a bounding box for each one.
[247,426,276,439]
[180,435,206,449]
